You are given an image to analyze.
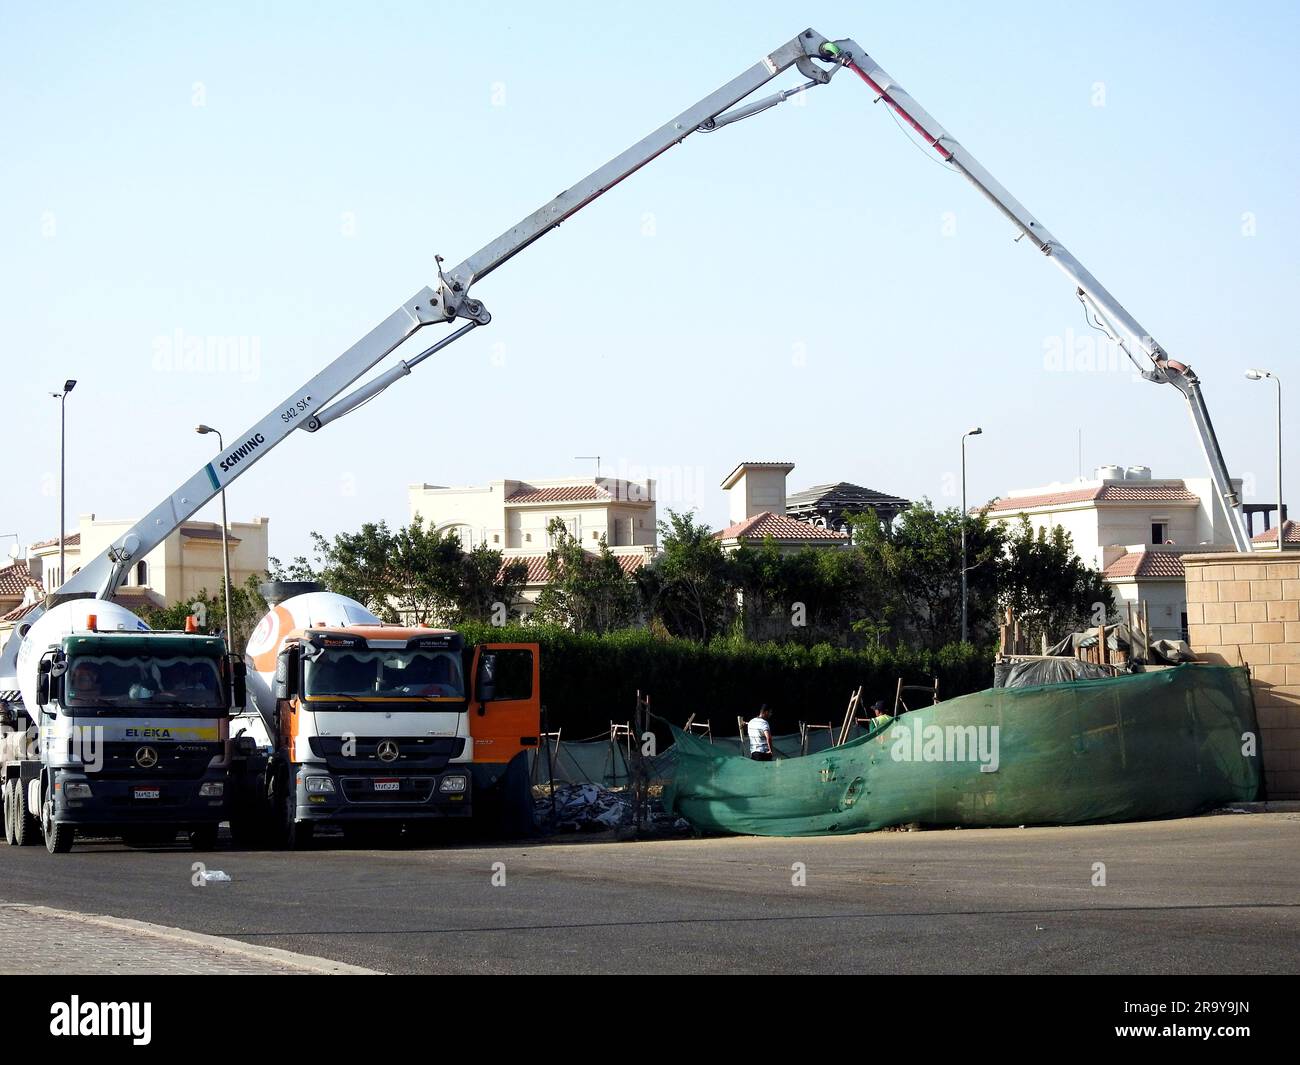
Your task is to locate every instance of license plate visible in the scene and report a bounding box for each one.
[134,788,160,800]
[373,779,400,792]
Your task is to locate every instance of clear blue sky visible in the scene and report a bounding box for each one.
[3,0,1297,565]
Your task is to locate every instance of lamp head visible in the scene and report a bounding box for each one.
[63,379,77,393]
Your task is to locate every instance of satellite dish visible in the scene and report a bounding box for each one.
[7,543,19,560]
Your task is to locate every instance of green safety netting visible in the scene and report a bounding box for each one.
[662,665,1261,837]
[528,724,864,788]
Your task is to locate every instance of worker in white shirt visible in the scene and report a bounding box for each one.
[747,705,775,762]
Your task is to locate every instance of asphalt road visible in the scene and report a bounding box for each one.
[1,813,1296,974]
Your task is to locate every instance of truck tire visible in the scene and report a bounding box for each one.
[42,796,74,854]
[3,779,15,845]
[276,777,312,851]
[189,824,219,851]
[14,780,40,847]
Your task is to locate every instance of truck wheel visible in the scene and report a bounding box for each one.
[3,779,16,845]
[42,797,74,854]
[189,824,219,851]
[277,780,312,851]
[15,781,40,847]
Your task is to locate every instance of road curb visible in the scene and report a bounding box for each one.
[1,903,384,975]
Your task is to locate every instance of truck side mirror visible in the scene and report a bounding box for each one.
[36,655,62,706]
[274,647,299,701]
[229,657,247,711]
[476,652,497,708]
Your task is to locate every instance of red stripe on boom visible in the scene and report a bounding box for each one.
[845,61,953,161]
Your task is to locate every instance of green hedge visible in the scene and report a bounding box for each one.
[460,623,992,741]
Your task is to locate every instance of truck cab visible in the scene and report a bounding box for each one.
[237,626,477,847]
[26,629,237,853]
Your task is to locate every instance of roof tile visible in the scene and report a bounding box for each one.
[506,485,612,504]
[715,511,849,542]
[1103,551,1186,580]
[498,552,649,585]
[29,533,80,550]
[0,562,42,598]
[988,482,1199,513]
[1251,519,1299,546]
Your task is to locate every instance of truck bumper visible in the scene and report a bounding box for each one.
[292,768,472,822]
[52,771,229,829]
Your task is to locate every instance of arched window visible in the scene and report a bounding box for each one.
[135,560,149,587]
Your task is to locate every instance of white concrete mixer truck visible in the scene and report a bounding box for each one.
[226,586,540,848]
[1,600,241,853]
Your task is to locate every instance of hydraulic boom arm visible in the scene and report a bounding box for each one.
[13,26,1248,655]
[823,39,1251,553]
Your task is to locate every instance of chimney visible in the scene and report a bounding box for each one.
[721,462,795,524]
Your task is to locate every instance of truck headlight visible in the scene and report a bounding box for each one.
[304,776,336,794]
[64,782,93,799]
[199,782,224,797]
[438,775,467,794]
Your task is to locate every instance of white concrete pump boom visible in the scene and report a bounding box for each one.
[1,26,1251,680]
[822,40,1252,554]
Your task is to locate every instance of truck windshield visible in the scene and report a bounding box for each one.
[305,649,465,701]
[64,654,224,712]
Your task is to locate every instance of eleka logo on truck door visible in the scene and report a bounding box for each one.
[218,433,266,472]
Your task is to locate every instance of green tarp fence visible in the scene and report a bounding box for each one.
[662,665,1261,837]
[528,724,865,788]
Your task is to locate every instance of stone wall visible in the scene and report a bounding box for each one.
[1184,552,1300,799]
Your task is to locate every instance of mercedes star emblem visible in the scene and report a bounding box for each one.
[377,739,399,763]
[135,745,159,768]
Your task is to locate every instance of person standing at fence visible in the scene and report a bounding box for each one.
[747,705,775,761]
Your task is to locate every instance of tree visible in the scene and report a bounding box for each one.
[998,516,1114,644]
[641,510,734,641]
[728,538,789,640]
[308,522,398,618]
[456,542,529,625]
[388,517,464,625]
[139,574,269,652]
[534,518,638,634]
[306,517,463,624]
[858,502,1003,650]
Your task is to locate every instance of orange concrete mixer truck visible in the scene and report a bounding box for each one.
[227,583,539,847]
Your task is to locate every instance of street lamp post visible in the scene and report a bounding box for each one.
[961,426,983,643]
[1246,370,1283,547]
[51,380,76,588]
[196,425,233,640]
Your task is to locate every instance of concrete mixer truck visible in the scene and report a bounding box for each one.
[1,600,242,854]
[226,586,539,848]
